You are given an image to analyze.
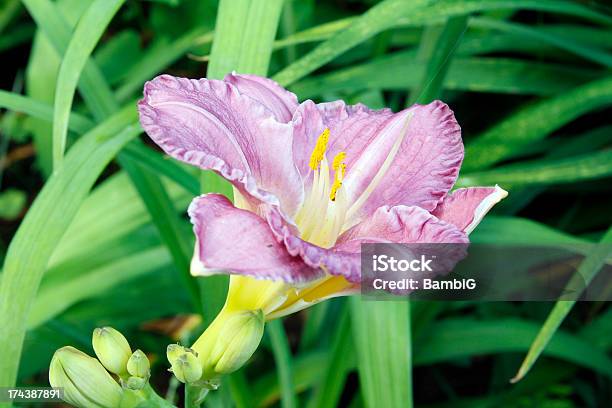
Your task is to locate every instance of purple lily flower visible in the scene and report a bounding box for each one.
[138,73,506,318]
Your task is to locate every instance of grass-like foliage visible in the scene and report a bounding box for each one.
[0,0,611,407]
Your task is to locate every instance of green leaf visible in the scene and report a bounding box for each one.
[414,317,612,380]
[267,320,297,408]
[350,299,412,408]
[290,54,597,98]
[207,0,285,79]
[470,216,588,245]
[306,306,353,408]
[28,246,170,329]
[0,24,34,53]
[24,0,92,176]
[115,28,212,102]
[409,15,468,104]
[274,0,432,86]
[463,75,612,171]
[471,17,612,68]
[252,351,328,407]
[458,149,612,188]
[0,90,93,133]
[51,0,125,169]
[51,172,190,266]
[0,0,21,36]
[121,158,201,312]
[274,0,611,86]
[511,226,612,382]
[22,0,204,339]
[274,17,354,50]
[22,0,117,121]
[0,90,199,195]
[0,105,138,390]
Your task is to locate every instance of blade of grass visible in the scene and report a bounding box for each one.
[0,105,138,391]
[0,0,20,35]
[268,320,297,408]
[274,0,611,86]
[290,53,598,98]
[21,0,117,120]
[24,0,90,177]
[463,75,612,171]
[252,351,328,407]
[52,172,190,265]
[116,29,212,102]
[28,245,170,329]
[226,371,253,408]
[0,90,93,133]
[409,15,468,104]
[414,317,612,379]
[273,0,432,86]
[207,0,284,78]
[306,306,353,408]
[253,311,612,406]
[51,0,125,170]
[458,149,612,188]
[472,17,612,68]
[0,90,199,195]
[0,24,33,53]
[22,0,204,328]
[511,226,612,382]
[350,299,412,408]
[121,158,201,313]
[298,301,331,351]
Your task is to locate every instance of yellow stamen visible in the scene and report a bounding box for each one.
[329,152,346,201]
[308,128,330,170]
[332,151,346,171]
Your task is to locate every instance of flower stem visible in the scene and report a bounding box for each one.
[141,384,177,408]
[185,384,209,408]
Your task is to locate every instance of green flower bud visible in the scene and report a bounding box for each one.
[125,376,147,391]
[167,345,202,383]
[127,349,150,379]
[49,346,123,408]
[166,343,185,362]
[92,326,132,375]
[210,310,264,375]
[192,309,265,378]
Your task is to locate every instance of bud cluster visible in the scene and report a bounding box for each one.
[167,309,265,385]
[49,327,153,408]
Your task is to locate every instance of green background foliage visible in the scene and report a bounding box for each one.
[0,0,611,407]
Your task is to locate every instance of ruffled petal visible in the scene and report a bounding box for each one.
[224,73,298,123]
[266,205,468,283]
[432,185,508,234]
[336,205,469,251]
[341,101,463,219]
[139,75,303,216]
[291,100,463,223]
[189,194,322,283]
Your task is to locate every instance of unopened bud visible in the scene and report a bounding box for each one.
[125,376,147,391]
[49,346,123,408]
[167,345,202,383]
[210,310,264,374]
[92,327,132,375]
[192,310,265,378]
[127,349,150,379]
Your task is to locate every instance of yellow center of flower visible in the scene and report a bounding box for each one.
[217,115,414,320]
[293,129,351,249]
